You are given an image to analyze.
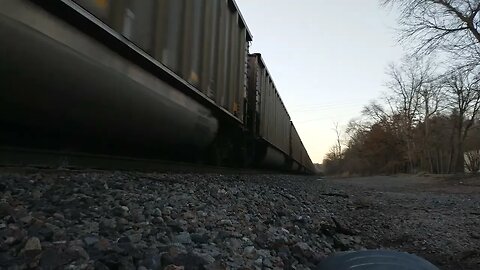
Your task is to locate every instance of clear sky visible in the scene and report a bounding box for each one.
[236,0,405,163]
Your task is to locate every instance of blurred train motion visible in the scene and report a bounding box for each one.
[0,0,315,173]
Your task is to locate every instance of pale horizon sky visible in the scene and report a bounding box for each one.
[236,0,405,164]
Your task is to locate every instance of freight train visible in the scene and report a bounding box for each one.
[0,0,315,173]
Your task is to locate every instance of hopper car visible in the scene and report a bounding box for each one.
[0,0,315,173]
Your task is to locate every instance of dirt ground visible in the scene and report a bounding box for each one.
[324,174,480,270]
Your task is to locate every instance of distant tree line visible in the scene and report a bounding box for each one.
[324,0,480,175]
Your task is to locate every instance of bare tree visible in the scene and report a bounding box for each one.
[385,56,430,172]
[332,122,343,159]
[345,118,369,141]
[442,67,480,172]
[383,0,480,68]
[405,57,447,172]
[362,101,390,124]
[385,58,424,120]
[418,80,446,172]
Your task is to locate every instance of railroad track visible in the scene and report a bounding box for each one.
[0,147,283,174]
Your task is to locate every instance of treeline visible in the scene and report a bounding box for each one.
[324,0,480,176]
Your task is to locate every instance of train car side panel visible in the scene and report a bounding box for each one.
[290,124,303,164]
[247,54,291,155]
[72,0,252,123]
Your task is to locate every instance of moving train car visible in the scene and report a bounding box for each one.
[0,0,315,173]
[246,54,314,173]
[72,0,251,121]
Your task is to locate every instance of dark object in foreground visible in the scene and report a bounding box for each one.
[317,250,439,270]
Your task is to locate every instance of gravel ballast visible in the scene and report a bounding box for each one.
[0,169,478,269]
